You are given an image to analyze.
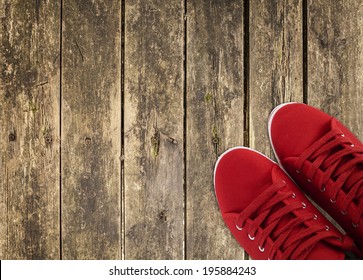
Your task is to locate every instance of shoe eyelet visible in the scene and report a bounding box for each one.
[258,246,265,252]
[352,223,359,228]
[313,214,318,220]
[248,233,255,240]
[351,144,355,147]
[330,198,336,204]
[302,202,307,209]
[296,169,301,174]
[236,224,243,231]
[325,225,330,231]
[340,134,345,137]
[320,186,326,192]
[307,178,312,183]
[341,210,347,215]
[291,192,296,199]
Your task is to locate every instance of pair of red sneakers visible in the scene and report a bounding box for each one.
[214,103,363,259]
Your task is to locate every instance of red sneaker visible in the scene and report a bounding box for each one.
[269,102,363,255]
[214,147,355,260]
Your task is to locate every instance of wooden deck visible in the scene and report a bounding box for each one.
[0,0,362,260]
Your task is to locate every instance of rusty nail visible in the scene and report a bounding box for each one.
[166,135,178,145]
[212,136,219,145]
[9,133,16,142]
[45,135,53,144]
[158,210,167,222]
[85,137,92,145]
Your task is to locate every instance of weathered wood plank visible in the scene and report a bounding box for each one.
[0,0,60,259]
[124,0,184,259]
[249,0,303,158]
[186,0,245,259]
[61,0,122,259]
[308,0,363,138]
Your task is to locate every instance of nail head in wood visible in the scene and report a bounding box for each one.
[45,135,53,145]
[85,137,92,145]
[9,133,16,142]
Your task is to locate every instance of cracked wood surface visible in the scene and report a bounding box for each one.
[61,0,122,259]
[186,0,245,260]
[308,0,363,139]
[0,0,362,259]
[124,0,184,259]
[249,0,303,159]
[123,0,184,259]
[0,0,61,259]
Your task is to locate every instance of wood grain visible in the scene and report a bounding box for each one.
[308,0,363,139]
[249,0,303,158]
[61,0,122,259]
[124,0,184,259]
[186,0,245,259]
[1,0,362,260]
[0,0,60,259]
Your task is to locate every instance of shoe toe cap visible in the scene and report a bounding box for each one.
[269,103,332,161]
[214,147,274,214]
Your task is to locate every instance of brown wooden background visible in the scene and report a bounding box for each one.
[0,0,362,260]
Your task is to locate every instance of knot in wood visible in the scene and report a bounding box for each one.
[151,133,159,146]
[151,132,160,157]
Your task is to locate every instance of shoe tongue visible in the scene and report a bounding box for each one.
[271,166,345,260]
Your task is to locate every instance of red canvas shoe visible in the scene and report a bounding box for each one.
[269,102,363,255]
[214,147,356,260]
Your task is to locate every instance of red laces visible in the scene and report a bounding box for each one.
[295,127,363,228]
[234,180,352,260]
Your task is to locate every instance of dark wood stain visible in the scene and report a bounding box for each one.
[186,0,245,260]
[61,0,122,259]
[249,0,303,158]
[0,0,61,259]
[308,0,363,137]
[124,0,184,260]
